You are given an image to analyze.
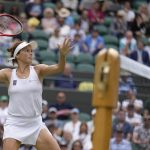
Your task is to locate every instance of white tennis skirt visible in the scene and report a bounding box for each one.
[3,115,46,145]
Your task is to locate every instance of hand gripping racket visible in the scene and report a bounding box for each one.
[0,13,23,36]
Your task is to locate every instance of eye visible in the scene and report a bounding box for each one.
[26,48,32,53]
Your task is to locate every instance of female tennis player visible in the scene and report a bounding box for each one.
[0,38,71,150]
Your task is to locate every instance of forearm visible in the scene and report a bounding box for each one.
[57,53,66,72]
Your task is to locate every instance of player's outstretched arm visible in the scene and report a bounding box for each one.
[36,37,72,79]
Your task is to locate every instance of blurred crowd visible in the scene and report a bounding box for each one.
[0,0,150,150]
[0,90,150,150]
[0,0,150,66]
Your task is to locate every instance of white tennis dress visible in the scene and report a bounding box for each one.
[3,66,46,145]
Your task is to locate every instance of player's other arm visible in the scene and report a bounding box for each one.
[36,37,71,79]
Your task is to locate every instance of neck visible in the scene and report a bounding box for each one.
[17,64,30,74]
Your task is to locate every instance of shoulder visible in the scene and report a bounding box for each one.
[122,139,131,145]
[0,68,13,83]
[1,68,12,76]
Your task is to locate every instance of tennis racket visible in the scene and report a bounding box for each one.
[0,13,23,36]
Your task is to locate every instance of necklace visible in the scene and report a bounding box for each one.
[17,66,29,79]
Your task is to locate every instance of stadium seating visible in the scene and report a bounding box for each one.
[39,51,57,62]
[43,2,56,9]
[103,17,113,27]
[103,35,119,46]
[75,53,94,65]
[42,60,57,65]
[76,64,95,73]
[79,112,91,122]
[31,29,49,41]
[35,39,49,50]
[66,54,75,63]
[93,25,108,35]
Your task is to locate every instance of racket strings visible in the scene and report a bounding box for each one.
[0,16,22,35]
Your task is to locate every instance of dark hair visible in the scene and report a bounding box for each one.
[7,40,22,65]
[71,140,83,150]
[79,122,88,134]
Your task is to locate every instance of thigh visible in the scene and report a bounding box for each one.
[3,138,21,150]
[35,128,61,150]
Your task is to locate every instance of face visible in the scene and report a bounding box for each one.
[0,101,8,109]
[70,112,79,121]
[126,31,133,40]
[16,45,33,64]
[137,42,144,50]
[57,92,66,104]
[115,132,123,143]
[80,123,88,133]
[143,116,150,127]
[92,30,99,38]
[118,111,125,122]
[72,141,82,150]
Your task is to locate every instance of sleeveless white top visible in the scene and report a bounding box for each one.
[8,66,43,117]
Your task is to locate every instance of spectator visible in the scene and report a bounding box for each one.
[70,33,85,56]
[122,89,143,114]
[110,125,132,150]
[48,28,64,53]
[110,10,127,39]
[122,1,135,27]
[45,107,64,129]
[130,13,146,39]
[57,8,71,37]
[63,108,81,141]
[54,63,77,89]
[75,122,92,150]
[132,115,150,150]
[138,4,150,23]
[87,1,105,25]
[25,0,44,19]
[119,71,136,94]
[71,139,83,150]
[83,28,105,56]
[80,9,90,33]
[0,95,8,125]
[41,8,58,35]
[130,40,150,66]
[112,110,133,141]
[125,104,142,127]
[69,21,86,41]
[50,92,73,121]
[119,30,137,56]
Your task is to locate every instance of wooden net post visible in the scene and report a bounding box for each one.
[92,48,120,150]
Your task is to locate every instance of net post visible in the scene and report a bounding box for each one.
[92,48,120,150]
